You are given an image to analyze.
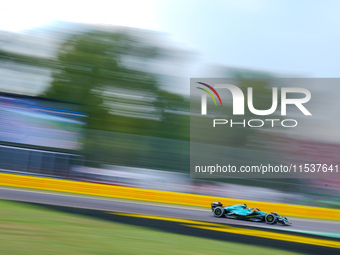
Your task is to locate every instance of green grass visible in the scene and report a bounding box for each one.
[0,200,302,255]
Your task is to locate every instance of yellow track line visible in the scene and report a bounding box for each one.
[112,212,224,227]
[1,172,340,220]
[111,212,340,249]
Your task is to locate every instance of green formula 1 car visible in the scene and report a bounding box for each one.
[211,202,292,225]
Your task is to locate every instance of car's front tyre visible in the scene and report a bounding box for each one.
[213,206,225,217]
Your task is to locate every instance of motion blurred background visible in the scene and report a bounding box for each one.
[0,0,340,209]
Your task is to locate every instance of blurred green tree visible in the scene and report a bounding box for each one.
[39,30,189,140]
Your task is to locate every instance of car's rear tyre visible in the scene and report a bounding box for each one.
[265,213,277,224]
[213,206,224,217]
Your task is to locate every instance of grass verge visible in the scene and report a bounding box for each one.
[0,199,302,255]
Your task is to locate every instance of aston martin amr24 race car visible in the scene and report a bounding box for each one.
[211,202,292,225]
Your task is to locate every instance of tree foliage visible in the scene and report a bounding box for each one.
[40,29,189,140]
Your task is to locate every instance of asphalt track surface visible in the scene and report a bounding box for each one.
[1,187,340,254]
